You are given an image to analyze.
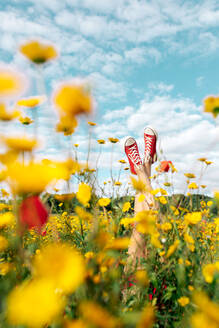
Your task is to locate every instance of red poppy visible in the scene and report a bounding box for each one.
[19,195,48,231]
[160,160,173,172]
[149,294,153,301]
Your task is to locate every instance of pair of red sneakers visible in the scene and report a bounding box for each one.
[124,126,158,175]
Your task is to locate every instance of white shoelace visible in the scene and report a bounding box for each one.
[145,135,153,161]
[128,144,141,164]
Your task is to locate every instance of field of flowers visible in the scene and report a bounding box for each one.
[0,40,218,328]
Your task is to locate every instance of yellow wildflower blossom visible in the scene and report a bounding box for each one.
[7,279,65,327]
[2,136,38,152]
[184,212,202,225]
[0,67,26,97]
[17,95,46,108]
[106,237,130,250]
[178,296,190,307]
[0,235,8,251]
[164,182,172,187]
[88,121,96,126]
[203,95,219,118]
[118,159,126,164]
[160,222,172,231]
[202,262,219,283]
[138,194,146,202]
[19,116,34,125]
[135,270,149,285]
[0,212,15,227]
[137,304,155,328]
[98,198,111,207]
[158,196,167,204]
[33,243,85,293]
[76,183,91,206]
[207,200,213,207]
[75,206,92,222]
[56,115,78,136]
[131,176,146,192]
[188,182,198,189]
[20,40,57,64]
[0,103,20,121]
[114,181,122,186]
[108,137,119,143]
[191,312,218,328]
[97,139,105,144]
[122,201,131,212]
[184,173,196,179]
[166,240,180,258]
[193,291,219,326]
[54,83,93,118]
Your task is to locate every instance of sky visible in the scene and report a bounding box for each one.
[0,0,219,196]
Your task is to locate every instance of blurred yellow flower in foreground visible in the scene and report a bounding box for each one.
[56,116,78,136]
[0,212,15,228]
[0,67,26,98]
[158,196,167,204]
[2,136,38,152]
[6,161,68,194]
[7,279,65,327]
[203,95,219,118]
[137,304,154,328]
[80,301,117,328]
[122,201,131,212]
[131,176,146,193]
[192,292,219,327]
[0,103,20,121]
[20,40,58,64]
[76,183,91,206]
[166,239,180,258]
[33,243,85,293]
[135,270,149,285]
[202,262,219,283]
[98,198,111,207]
[0,235,8,251]
[184,212,202,225]
[54,83,93,118]
[17,95,46,108]
[135,210,157,235]
[178,296,190,307]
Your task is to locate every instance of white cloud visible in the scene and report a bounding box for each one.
[148,82,174,93]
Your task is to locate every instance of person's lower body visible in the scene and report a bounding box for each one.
[124,126,158,272]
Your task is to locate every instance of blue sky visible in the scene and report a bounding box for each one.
[0,0,219,195]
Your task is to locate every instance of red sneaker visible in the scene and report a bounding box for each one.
[124,137,142,175]
[144,126,158,163]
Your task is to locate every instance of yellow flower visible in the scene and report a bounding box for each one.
[2,136,38,152]
[56,116,78,136]
[135,210,157,235]
[88,121,96,126]
[138,194,146,202]
[120,217,135,228]
[17,95,46,108]
[202,262,219,283]
[163,182,172,187]
[124,167,129,171]
[200,200,206,208]
[178,296,190,307]
[7,279,65,327]
[160,222,172,231]
[135,270,149,285]
[131,176,146,192]
[0,212,15,228]
[20,40,57,64]
[54,83,93,118]
[184,233,194,245]
[108,137,119,143]
[33,243,85,293]
[79,301,117,328]
[118,159,126,164]
[114,181,122,186]
[166,240,180,258]
[0,67,26,97]
[184,173,196,179]
[0,103,20,121]
[75,206,92,222]
[188,285,194,291]
[84,251,94,260]
[184,212,202,225]
[65,319,87,328]
[198,157,207,162]
[19,116,34,125]
[201,185,206,188]
[76,183,91,206]
[191,312,218,328]
[158,196,167,204]
[97,139,105,144]
[6,161,68,194]
[207,200,213,207]
[203,95,219,118]
[137,304,155,328]
[193,292,219,326]
[0,235,8,251]
[122,201,131,212]
[1,188,10,197]
[98,198,111,207]
[106,237,130,250]
[0,262,12,275]
[188,182,198,189]
[205,160,213,165]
